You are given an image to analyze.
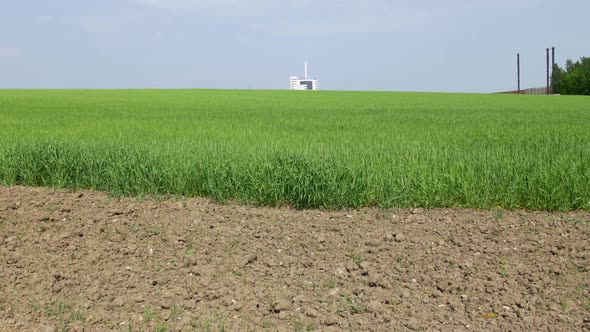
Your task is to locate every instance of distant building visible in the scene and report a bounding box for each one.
[290,62,319,90]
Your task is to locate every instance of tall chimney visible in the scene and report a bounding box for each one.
[517,53,521,94]
[546,48,550,95]
[551,47,555,84]
[304,61,308,79]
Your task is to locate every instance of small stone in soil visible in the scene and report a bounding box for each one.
[329,288,341,297]
[274,300,290,313]
[305,308,319,318]
[395,233,406,242]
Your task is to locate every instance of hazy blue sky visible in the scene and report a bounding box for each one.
[1,0,589,92]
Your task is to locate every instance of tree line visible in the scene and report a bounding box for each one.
[552,57,590,95]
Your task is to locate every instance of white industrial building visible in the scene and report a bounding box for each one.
[289,62,319,90]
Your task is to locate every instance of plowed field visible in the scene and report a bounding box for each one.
[1,186,589,331]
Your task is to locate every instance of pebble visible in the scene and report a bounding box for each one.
[38,325,54,332]
[108,209,123,217]
[405,317,420,330]
[335,267,347,277]
[292,295,307,303]
[400,289,411,298]
[359,261,370,271]
[6,239,18,251]
[323,315,339,326]
[274,300,291,312]
[395,233,406,242]
[222,297,233,307]
[369,301,385,314]
[305,308,319,318]
[329,288,341,297]
[114,297,124,307]
[447,297,462,311]
[6,257,18,265]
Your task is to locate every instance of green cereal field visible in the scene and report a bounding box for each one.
[0,89,588,210]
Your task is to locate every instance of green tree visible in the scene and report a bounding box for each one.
[552,57,590,95]
[551,64,565,94]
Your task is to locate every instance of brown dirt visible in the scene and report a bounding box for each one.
[0,185,589,331]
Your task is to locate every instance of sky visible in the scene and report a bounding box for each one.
[1,0,589,92]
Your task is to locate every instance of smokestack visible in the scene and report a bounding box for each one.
[517,53,521,94]
[551,47,555,84]
[546,48,550,95]
[304,61,308,79]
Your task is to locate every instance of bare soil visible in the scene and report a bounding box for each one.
[0,185,589,331]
